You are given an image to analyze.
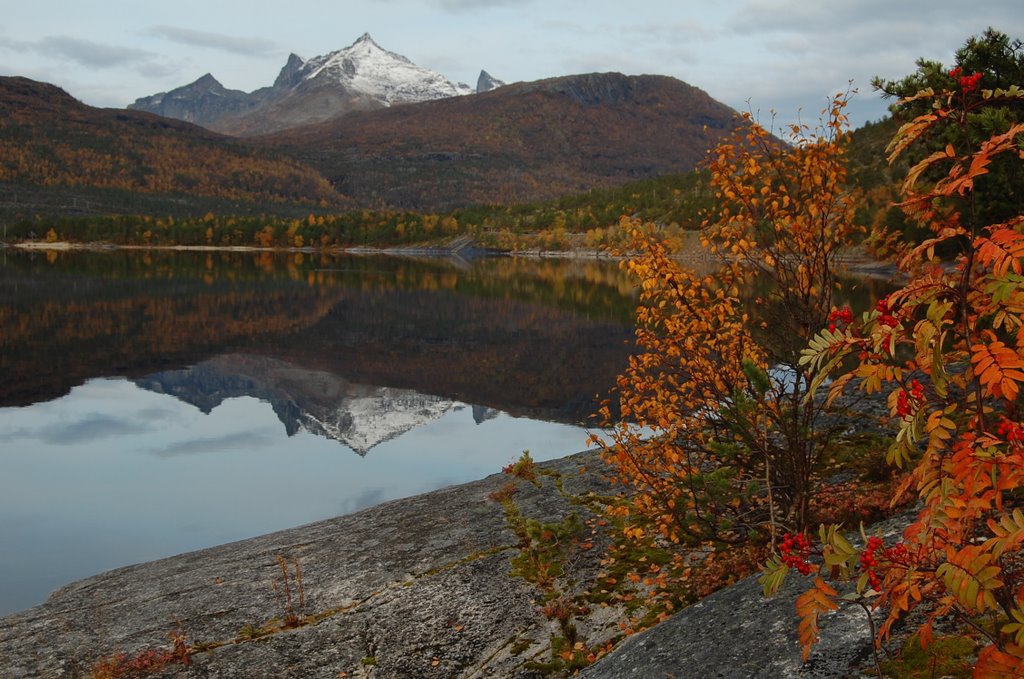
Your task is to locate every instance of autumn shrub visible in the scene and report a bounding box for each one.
[87,629,190,678]
[593,92,864,563]
[503,449,539,483]
[765,72,1024,675]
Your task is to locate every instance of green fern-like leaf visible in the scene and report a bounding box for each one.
[986,508,1024,559]
[936,548,1002,614]
[759,554,790,596]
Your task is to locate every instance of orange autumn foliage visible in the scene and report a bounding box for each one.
[593,93,864,554]
[779,77,1024,676]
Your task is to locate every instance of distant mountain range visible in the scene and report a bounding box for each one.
[0,33,748,214]
[129,33,504,136]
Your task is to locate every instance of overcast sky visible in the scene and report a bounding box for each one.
[1,0,1021,130]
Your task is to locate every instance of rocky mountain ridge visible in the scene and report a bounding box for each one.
[127,73,265,127]
[129,33,502,136]
[476,69,506,93]
[132,354,501,456]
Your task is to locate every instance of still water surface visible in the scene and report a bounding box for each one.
[0,248,891,616]
[0,249,638,615]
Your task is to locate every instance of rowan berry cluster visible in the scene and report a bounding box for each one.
[875,298,899,328]
[827,306,853,332]
[884,542,909,565]
[896,379,926,418]
[949,66,983,92]
[780,532,813,575]
[998,417,1024,446]
[860,536,885,590]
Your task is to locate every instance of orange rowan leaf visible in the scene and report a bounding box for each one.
[976,225,1024,278]
[971,341,1024,401]
[936,546,1002,614]
[903,148,954,194]
[886,111,942,163]
[976,642,1024,678]
[976,122,1024,168]
[795,578,838,662]
[917,621,934,650]
[988,509,1024,560]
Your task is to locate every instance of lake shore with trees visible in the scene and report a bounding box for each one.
[1,26,1022,678]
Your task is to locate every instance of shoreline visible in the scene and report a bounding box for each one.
[0,443,892,678]
[0,449,620,677]
[3,239,899,276]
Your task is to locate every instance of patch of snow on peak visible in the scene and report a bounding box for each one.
[299,385,459,456]
[299,33,471,104]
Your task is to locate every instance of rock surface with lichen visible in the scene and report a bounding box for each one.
[0,449,889,678]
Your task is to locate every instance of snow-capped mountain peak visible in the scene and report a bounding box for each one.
[298,33,472,103]
[130,33,480,134]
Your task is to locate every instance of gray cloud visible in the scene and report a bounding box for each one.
[729,0,1024,62]
[620,19,712,43]
[436,0,526,10]
[0,35,30,52]
[695,0,1024,128]
[730,0,1009,35]
[378,0,531,11]
[35,36,158,68]
[0,33,178,84]
[136,63,181,79]
[0,414,152,445]
[149,430,278,457]
[147,26,277,57]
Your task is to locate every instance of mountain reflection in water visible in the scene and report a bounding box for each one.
[0,248,893,616]
[133,354,502,456]
[0,249,638,616]
[0,249,636,419]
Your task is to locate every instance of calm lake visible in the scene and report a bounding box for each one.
[0,248,641,616]
[0,247,892,617]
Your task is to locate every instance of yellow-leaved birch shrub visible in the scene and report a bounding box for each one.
[770,74,1024,676]
[592,93,865,579]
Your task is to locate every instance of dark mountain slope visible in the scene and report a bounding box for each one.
[262,72,743,211]
[0,76,347,217]
[129,73,270,127]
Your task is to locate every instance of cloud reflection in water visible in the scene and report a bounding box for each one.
[0,376,590,616]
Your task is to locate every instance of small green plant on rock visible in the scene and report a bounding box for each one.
[503,450,539,483]
[271,553,306,629]
[237,623,267,641]
[877,633,978,678]
[508,511,583,590]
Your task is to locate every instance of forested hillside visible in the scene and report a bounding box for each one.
[260,73,743,211]
[0,77,348,219]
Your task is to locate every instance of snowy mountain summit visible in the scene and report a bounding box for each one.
[130,33,494,135]
[296,33,474,104]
